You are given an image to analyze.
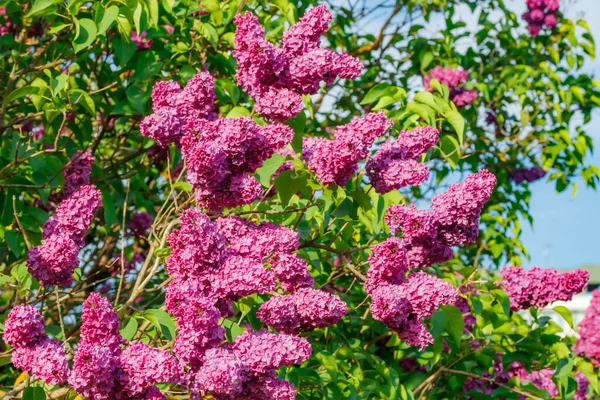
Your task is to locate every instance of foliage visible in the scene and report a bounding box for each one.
[0,0,598,398]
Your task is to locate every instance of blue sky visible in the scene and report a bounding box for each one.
[517,0,600,270]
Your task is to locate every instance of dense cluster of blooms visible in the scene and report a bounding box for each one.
[163,209,344,397]
[233,5,362,121]
[370,272,458,349]
[303,112,393,186]
[366,126,439,194]
[464,359,589,399]
[70,293,183,399]
[27,185,101,286]
[182,115,293,211]
[385,169,496,268]
[257,287,347,334]
[523,0,559,37]
[366,170,496,348]
[509,166,547,184]
[499,266,588,311]
[61,150,95,199]
[141,70,297,211]
[424,66,478,107]
[574,289,600,365]
[127,211,153,239]
[140,72,216,147]
[3,305,69,385]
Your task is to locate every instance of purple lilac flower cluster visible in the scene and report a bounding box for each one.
[424,66,478,107]
[139,72,216,148]
[142,71,295,211]
[523,0,559,37]
[385,169,497,269]
[62,151,95,199]
[69,293,183,399]
[182,115,293,211]
[499,266,588,311]
[574,290,600,365]
[233,5,362,121]
[303,112,393,186]
[27,185,102,287]
[366,126,439,194]
[508,166,546,184]
[512,368,588,400]
[370,272,458,349]
[163,209,344,398]
[131,31,152,50]
[3,305,69,385]
[366,170,496,348]
[127,211,153,239]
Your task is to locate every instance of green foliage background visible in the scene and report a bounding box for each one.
[0,0,599,398]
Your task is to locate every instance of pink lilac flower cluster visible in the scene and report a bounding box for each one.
[233,5,362,121]
[0,7,15,36]
[574,289,600,365]
[424,66,478,107]
[192,331,310,399]
[366,126,439,194]
[181,115,293,211]
[142,71,295,211]
[509,166,546,184]
[27,185,102,287]
[523,0,559,37]
[164,209,342,398]
[385,169,496,269]
[370,272,458,349]
[127,211,153,239]
[515,369,588,400]
[366,170,496,348]
[3,305,69,385]
[62,151,95,199]
[499,266,588,311]
[70,293,183,399]
[139,72,216,147]
[303,112,393,186]
[131,31,152,50]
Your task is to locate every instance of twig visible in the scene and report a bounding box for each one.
[12,195,31,250]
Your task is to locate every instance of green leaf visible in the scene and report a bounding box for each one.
[23,387,46,400]
[6,86,44,103]
[445,110,465,145]
[26,0,55,17]
[440,135,460,170]
[255,153,286,187]
[420,51,433,69]
[102,191,117,228]
[144,0,159,28]
[441,305,464,345]
[172,182,192,193]
[199,23,219,49]
[5,230,22,257]
[97,5,119,35]
[126,86,149,114]
[143,309,177,341]
[274,170,306,207]
[552,305,573,328]
[113,37,137,66]
[226,106,251,118]
[73,18,98,53]
[70,89,96,115]
[222,319,246,342]
[315,352,339,383]
[361,83,391,105]
[237,296,255,319]
[120,317,139,341]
